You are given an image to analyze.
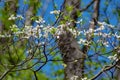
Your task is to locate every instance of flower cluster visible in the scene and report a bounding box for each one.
[55,23,80,39]
[23,25,42,38]
[35,16,45,24]
[1,14,120,52]
[8,14,24,20]
[6,15,54,40]
[108,54,118,61]
[50,10,60,14]
[78,39,91,46]
[81,77,89,80]
[78,21,120,47]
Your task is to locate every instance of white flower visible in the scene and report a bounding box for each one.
[95,25,105,31]
[78,39,87,44]
[75,19,83,24]
[16,15,24,19]
[26,49,32,53]
[117,50,120,53]
[108,54,118,61]
[81,77,89,80]
[8,14,24,20]
[98,32,102,36]
[97,21,115,29]
[50,10,60,14]
[43,32,48,38]
[11,24,18,28]
[56,35,59,39]
[114,32,120,39]
[35,17,45,23]
[116,35,120,39]
[8,14,16,20]
[70,75,78,80]
[43,26,51,38]
[56,30,62,36]
[40,25,44,28]
[0,35,5,38]
[100,25,105,30]
[103,41,109,47]
[102,33,110,38]
[0,34,11,38]
[86,28,94,34]
[67,22,71,25]
[89,28,94,33]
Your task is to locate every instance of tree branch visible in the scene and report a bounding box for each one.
[91,61,119,80]
[79,0,96,12]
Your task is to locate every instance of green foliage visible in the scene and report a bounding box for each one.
[77,11,82,17]
[3,70,48,80]
[31,16,39,21]
[117,9,120,20]
[50,28,57,35]
[24,0,42,14]
[66,5,73,13]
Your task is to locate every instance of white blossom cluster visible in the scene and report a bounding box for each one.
[16,25,53,39]
[23,25,42,38]
[77,21,120,48]
[9,24,39,39]
[35,17,45,24]
[1,14,120,52]
[81,77,90,80]
[8,14,24,20]
[78,39,90,46]
[0,15,55,40]
[108,54,119,61]
[50,10,60,14]
[55,23,80,39]
[0,33,11,38]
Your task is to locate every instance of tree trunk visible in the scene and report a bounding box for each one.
[25,6,34,25]
[57,0,86,80]
[57,0,100,80]
[58,29,85,80]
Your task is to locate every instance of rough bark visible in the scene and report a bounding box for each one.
[57,0,86,80]
[115,47,120,79]
[57,0,100,80]
[88,0,100,40]
[57,27,86,80]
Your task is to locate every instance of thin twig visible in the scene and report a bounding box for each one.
[79,0,96,12]
[34,43,48,72]
[0,66,15,80]
[91,61,118,80]
[33,71,38,80]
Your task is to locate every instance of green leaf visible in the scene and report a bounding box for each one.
[77,11,81,17]
[50,28,57,34]
[66,5,73,12]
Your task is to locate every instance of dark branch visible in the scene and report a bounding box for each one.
[91,61,119,80]
[79,0,96,12]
